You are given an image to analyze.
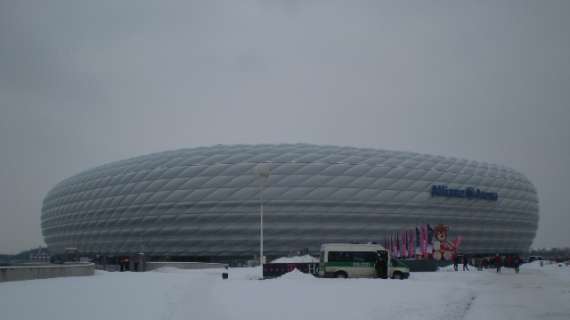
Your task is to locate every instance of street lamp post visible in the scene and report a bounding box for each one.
[255,164,271,279]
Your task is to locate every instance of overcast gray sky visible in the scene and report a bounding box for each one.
[1,0,569,253]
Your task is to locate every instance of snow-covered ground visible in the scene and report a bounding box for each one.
[271,254,319,263]
[0,261,568,320]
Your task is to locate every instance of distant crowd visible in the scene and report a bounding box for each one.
[453,254,522,273]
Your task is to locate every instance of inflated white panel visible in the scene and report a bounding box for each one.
[41,144,539,257]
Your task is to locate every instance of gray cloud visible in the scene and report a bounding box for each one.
[1,0,569,253]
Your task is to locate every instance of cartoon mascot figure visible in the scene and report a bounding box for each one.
[432,224,458,261]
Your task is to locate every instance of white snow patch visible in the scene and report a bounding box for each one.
[271,254,319,263]
[278,268,316,280]
[437,264,456,272]
[521,260,557,270]
[152,266,189,273]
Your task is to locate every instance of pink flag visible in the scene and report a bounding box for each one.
[396,232,400,258]
[453,236,463,252]
[409,230,415,258]
[391,232,397,257]
[405,230,409,258]
[409,229,416,258]
[401,231,408,258]
[398,231,402,258]
[404,230,412,258]
[421,224,428,257]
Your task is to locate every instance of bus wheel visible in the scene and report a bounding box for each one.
[335,271,348,279]
[392,272,402,280]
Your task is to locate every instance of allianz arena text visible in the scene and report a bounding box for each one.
[41,144,539,260]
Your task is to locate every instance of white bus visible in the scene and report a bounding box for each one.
[318,243,409,279]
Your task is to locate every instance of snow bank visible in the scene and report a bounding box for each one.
[278,268,316,280]
[520,260,557,270]
[271,254,319,263]
[152,266,190,273]
[437,264,456,272]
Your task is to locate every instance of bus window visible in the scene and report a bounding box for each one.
[353,252,377,263]
[329,251,353,262]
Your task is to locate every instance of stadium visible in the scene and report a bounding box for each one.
[41,144,539,261]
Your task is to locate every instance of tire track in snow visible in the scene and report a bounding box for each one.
[439,289,477,320]
[458,293,476,320]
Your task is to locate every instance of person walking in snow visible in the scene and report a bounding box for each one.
[462,255,469,271]
[495,254,502,273]
[514,256,521,274]
[506,255,513,269]
[453,255,460,271]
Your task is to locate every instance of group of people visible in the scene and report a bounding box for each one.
[492,254,522,273]
[453,254,522,273]
[453,254,471,271]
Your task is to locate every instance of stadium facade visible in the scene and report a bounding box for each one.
[41,144,539,260]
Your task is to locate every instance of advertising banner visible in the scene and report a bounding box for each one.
[384,224,462,260]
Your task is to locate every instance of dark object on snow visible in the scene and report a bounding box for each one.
[462,255,470,271]
[453,255,460,271]
[398,260,443,272]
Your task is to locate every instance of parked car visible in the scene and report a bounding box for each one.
[527,256,544,263]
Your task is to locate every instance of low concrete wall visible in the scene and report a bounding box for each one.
[145,262,227,271]
[0,263,95,282]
